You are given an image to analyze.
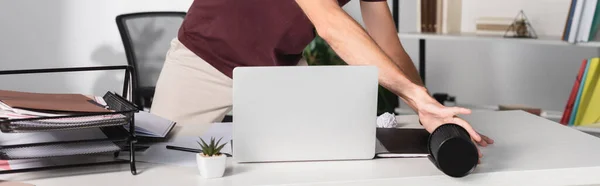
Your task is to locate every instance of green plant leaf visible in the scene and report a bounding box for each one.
[215,137,223,147]
[215,143,227,154]
[199,138,209,148]
[202,147,209,156]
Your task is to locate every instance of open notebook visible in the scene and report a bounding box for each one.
[375,128,430,158]
[128,111,176,138]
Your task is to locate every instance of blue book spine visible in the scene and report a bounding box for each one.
[564,0,578,41]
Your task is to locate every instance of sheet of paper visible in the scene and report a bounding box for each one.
[0,128,108,146]
[0,154,119,172]
[129,122,232,167]
[0,128,119,161]
[0,180,35,186]
[2,141,120,159]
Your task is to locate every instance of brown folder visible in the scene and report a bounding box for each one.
[0,90,110,113]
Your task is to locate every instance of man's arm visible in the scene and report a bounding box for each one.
[294,0,427,108]
[360,1,424,86]
[295,0,490,145]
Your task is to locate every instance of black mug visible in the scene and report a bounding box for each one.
[427,123,479,178]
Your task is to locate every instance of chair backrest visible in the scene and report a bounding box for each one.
[116,11,186,108]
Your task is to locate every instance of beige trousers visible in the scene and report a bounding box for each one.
[151,38,233,136]
[151,38,306,136]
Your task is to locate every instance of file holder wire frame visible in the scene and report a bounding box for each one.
[0,65,140,175]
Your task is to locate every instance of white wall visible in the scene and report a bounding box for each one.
[3,0,589,111]
[0,0,385,96]
[393,0,600,111]
[342,0,395,27]
[0,0,388,96]
[0,0,193,96]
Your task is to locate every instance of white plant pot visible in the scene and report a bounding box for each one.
[196,153,227,178]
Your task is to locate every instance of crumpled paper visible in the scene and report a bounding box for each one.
[377,112,397,128]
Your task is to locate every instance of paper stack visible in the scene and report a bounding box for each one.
[0,90,128,132]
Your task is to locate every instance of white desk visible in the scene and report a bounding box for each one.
[2,110,600,185]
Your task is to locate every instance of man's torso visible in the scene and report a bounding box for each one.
[178,0,352,78]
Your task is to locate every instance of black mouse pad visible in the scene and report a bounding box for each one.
[376,128,430,157]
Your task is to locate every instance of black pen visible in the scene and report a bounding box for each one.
[166,145,201,153]
[166,145,232,157]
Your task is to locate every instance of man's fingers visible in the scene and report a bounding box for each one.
[481,134,494,144]
[451,107,472,115]
[453,117,482,142]
[477,139,488,147]
[475,145,482,164]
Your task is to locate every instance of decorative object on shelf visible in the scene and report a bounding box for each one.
[504,10,537,39]
[303,35,400,115]
[196,137,228,179]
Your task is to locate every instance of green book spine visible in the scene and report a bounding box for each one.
[588,1,600,41]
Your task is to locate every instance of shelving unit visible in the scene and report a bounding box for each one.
[398,32,600,85]
[0,66,140,175]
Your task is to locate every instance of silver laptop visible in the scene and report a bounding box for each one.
[232,65,378,163]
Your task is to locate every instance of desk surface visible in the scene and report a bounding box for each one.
[2,110,600,185]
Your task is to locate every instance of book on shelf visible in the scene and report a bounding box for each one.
[562,0,600,43]
[416,0,462,34]
[474,17,514,36]
[442,0,461,34]
[410,0,599,41]
[560,59,588,125]
[561,57,600,126]
[575,58,600,125]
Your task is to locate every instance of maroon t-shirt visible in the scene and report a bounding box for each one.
[178,0,386,78]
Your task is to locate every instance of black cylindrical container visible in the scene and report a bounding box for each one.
[428,123,479,177]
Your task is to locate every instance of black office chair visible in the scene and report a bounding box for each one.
[116,11,186,110]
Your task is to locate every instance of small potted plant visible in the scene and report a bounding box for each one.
[196,137,228,178]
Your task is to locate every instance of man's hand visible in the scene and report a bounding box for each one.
[416,96,494,158]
